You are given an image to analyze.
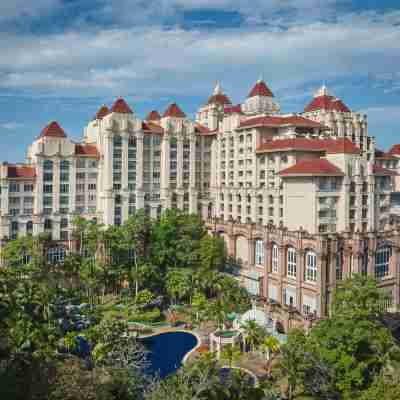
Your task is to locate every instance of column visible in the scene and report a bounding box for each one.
[247,238,255,267]
[103,133,114,225]
[278,245,286,304]
[263,242,271,299]
[210,137,218,190]
[189,136,197,214]
[69,158,76,215]
[251,193,257,224]
[177,136,183,189]
[318,253,327,317]
[53,158,60,214]
[160,133,170,208]
[121,134,129,222]
[296,249,305,312]
[135,132,144,211]
[34,158,43,215]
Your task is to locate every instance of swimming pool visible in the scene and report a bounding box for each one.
[141,331,198,378]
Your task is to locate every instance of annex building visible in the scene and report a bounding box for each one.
[2,79,400,330]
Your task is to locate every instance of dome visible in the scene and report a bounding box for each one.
[238,307,270,328]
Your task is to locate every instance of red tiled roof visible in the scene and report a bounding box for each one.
[388,144,400,156]
[279,158,344,177]
[111,98,133,114]
[248,80,274,97]
[75,144,99,157]
[325,138,360,154]
[238,115,325,129]
[256,138,360,155]
[304,95,350,113]
[39,121,67,139]
[195,123,217,136]
[224,104,242,114]
[375,149,397,160]
[373,164,397,176]
[146,110,161,121]
[6,164,36,179]
[95,105,110,120]
[142,121,164,134]
[207,93,232,105]
[163,103,186,118]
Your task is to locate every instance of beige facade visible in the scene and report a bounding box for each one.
[1,79,400,327]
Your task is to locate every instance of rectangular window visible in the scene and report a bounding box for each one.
[272,244,279,273]
[77,159,86,168]
[60,196,69,205]
[60,173,69,182]
[9,182,20,192]
[255,239,264,266]
[44,185,53,194]
[88,183,96,190]
[60,184,69,193]
[43,196,53,206]
[375,247,391,280]
[76,172,85,180]
[305,251,317,282]
[287,248,297,278]
[43,173,53,181]
[24,184,33,192]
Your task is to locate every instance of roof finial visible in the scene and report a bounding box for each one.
[257,74,264,84]
[315,83,329,97]
[213,81,222,95]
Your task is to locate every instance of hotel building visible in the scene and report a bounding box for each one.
[1,80,399,330]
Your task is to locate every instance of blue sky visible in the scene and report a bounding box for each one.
[0,0,399,162]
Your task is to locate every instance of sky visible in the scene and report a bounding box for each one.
[0,0,399,162]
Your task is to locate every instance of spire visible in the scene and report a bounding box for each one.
[315,84,330,98]
[213,81,223,95]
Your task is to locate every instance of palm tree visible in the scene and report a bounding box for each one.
[242,320,264,352]
[209,298,228,329]
[261,335,280,377]
[221,344,242,368]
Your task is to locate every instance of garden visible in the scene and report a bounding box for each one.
[1,209,400,399]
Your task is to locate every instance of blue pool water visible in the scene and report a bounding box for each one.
[142,331,198,378]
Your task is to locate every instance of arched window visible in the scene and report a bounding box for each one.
[255,239,264,266]
[336,250,343,281]
[47,246,66,264]
[305,250,317,282]
[272,243,279,273]
[287,247,297,278]
[375,246,391,279]
[26,221,33,234]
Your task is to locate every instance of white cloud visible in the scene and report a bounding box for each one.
[0,122,25,130]
[0,10,398,104]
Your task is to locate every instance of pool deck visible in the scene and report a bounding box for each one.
[135,324,270,380]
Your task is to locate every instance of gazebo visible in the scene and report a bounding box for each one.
[209,329,242,359]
